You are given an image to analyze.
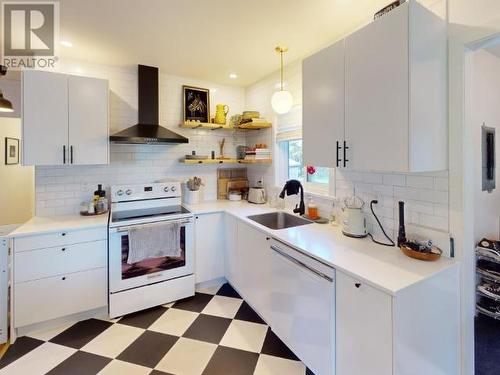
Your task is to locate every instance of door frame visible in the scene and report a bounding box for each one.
[450,27,500,375]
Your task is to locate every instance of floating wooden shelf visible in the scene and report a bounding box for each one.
[180,121,272,130]
[180,122,232,130]
[181,158,272,165]
[237,122,272,130]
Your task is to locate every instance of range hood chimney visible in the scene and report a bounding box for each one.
[110,65,189,144]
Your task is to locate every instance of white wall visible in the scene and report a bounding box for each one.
[35,59,247,215]
[0,118,34,226]
[471,49,500,241]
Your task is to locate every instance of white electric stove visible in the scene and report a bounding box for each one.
[108,182,194,318]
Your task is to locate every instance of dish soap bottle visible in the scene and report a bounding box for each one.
[307,196,318,220]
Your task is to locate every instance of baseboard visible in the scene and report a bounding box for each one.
[13,306,108,342]
[195,277,227,290]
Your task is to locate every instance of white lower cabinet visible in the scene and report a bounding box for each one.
[194,213,225,284]
[215,214,459,375]
[15,268,107,327]
[12,229,108,330]
[236,221,272,322]
[336,271,393,375]
[224,214,240,289]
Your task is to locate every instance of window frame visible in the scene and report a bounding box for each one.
[276,138,335,197]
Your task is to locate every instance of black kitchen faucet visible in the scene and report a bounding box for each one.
[279,179,305,216]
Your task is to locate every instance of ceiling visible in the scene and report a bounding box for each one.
[58,0,392,86]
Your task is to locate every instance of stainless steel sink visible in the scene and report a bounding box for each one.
[247,212,313,230]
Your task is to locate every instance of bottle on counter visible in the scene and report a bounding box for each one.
[307,196,319,220]
[93,184,103,205]
[93,184,108,213]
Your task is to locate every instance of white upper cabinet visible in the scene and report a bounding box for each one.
[345,1,447,172]
[302,1,447,172]
[22,70,69,166]
[68,75,109,165]
[303,40,345,168]
[345,4,409,172]
[22,70,109,166]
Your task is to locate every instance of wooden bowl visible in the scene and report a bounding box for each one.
[80,210,109,217]
[400,244,442,261]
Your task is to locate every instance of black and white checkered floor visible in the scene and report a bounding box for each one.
[0,283,314,375]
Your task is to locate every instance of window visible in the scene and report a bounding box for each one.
[279,139,331,193]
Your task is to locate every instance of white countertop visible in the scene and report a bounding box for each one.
[185,200,458,296]
[9,214,109,237]
[10,200,457,295]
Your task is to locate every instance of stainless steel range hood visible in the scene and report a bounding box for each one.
[110,65,189,145]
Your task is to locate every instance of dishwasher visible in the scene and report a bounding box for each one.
[268,238,335,375]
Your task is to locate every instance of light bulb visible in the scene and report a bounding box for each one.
[271,90,293,114]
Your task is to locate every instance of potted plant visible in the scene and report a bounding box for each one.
[184,176,204,204]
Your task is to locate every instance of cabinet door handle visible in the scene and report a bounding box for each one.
[61,247,66,252]
[336,141,342,167]
[343,141,349,168]
[355,283,361,288]
[61,232,67,237]
[61,276,66,281]
[63,145,66,164]
[70,145,74,164]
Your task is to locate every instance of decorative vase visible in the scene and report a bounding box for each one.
[184,190,200,204]
[214,104,229,125]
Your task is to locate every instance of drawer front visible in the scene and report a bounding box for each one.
[14,268,107,328]
[14,227,107,252]
[15,240,107,283]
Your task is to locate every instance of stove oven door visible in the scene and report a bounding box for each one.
[109,217,194,293]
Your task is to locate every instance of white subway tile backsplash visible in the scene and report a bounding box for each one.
[382,174,406,186]
[419,214,448,231]
[406,175,434,189]
[434,177,449,191]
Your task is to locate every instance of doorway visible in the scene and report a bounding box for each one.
[465,35,500,375]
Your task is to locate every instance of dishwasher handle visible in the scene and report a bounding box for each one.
[270,245,333,283]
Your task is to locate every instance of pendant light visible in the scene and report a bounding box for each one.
[0,65,13,113]
[271,46,293,115]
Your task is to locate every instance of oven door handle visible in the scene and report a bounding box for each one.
[113,219,193,233]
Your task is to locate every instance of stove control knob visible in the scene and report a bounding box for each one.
[163,186,170,193]
[170,186,177,192]
[116,190,124,196]
[125,189,132,196]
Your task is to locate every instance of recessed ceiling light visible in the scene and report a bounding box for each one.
[229,73,238,79]
[60,40,73,48]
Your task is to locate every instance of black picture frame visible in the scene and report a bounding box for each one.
[5,137,19,165]
[183,85,210,123]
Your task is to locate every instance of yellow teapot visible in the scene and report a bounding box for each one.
[214,104,229,125]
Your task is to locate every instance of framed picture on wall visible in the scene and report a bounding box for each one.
[183,86,210,123]
[5,137,19,165]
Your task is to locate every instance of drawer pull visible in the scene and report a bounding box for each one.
[61,248,66,252]
[61,232,67,237]
[355,283,361,288]
[62,277,66,281]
